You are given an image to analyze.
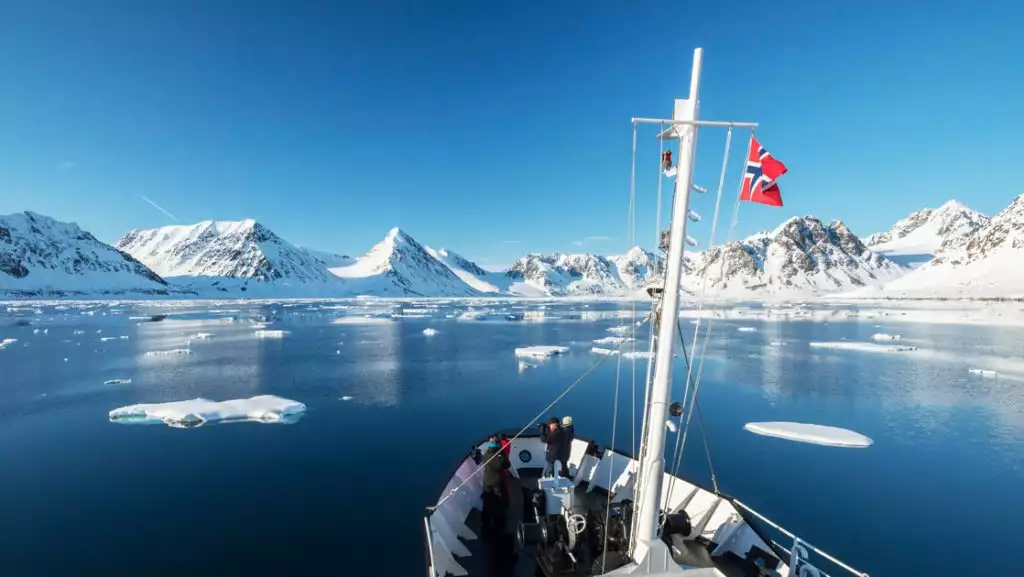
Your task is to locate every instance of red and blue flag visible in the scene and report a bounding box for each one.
[739,137,788,207]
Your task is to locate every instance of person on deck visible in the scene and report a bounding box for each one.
[498,433,512,503]
[481,436,510,534]
[559,416,575,477]
[539,417,565,477]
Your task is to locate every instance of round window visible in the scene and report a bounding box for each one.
[518,450,532,463]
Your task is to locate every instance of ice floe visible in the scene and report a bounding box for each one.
[104,379,132,385]
[0,338,17,349]
[969,368,998,378]
[518,361,535,372]
[100,336,130,342]
[109,395,306,427]
[423,328,439,336]
[193,333,214,340]
[593,336,633,345]
[73,330,85,335]
[622,351,652,360]
[607,326,634,335]
[340,395,354,401]
[666,420,678,433]
[737,327,759,333]
[744,422,873,448]
[143,346,192,357]
[254,329,289,339]
[591,347,619,356]
[332,316,392,325]
[769,341,786,347]
[871,333,902,341]
[809,341,917,353]
[514,346,569,360]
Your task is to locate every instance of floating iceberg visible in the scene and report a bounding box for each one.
[591,347,620,356]
[104,378,132,385]
[0,338,17,349]
[871,333,902,341]
[423,328,439,336]
[744,422,873,448]
[593,336,633,345]
[737,327,759,333]
[109,395,306,428]
[514,346,569,360]
[255,329,289,339]
[622,351,652,360]
[968,368,998,378]
[339,396,354,401]
[809,341,917,353]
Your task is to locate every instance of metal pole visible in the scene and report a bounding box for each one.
[633,47,703,551]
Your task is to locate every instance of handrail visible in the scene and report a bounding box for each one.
[733,499,869,577]
[423,516,436,577]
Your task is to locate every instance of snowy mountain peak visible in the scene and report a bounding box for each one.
[869,194,1023,299]
[1,211,172,296]
[865,200,989,257]
[116,219,338,285]
[692,216,900,297]
[436,248,488,277]
[330,229,479,296]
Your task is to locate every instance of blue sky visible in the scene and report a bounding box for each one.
[0,0,1020,268]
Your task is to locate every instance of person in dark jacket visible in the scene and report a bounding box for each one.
[481,437,509,534]
[559,416,575,477]
[539,417,565,477]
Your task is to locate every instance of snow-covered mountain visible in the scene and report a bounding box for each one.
[865,200,989,267]
[690,217,903,298]
[0,211,174,296]
[865,194,1024,299]
[301,247,354,268]
[505,253,632,296]
[425,247,504,294]
[608,246,666,290]
[329,228,480,296]
[116,219,343,294]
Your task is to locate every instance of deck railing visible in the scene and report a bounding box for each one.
[733,499,869,577]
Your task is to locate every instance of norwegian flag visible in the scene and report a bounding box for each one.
[739,137,788,207]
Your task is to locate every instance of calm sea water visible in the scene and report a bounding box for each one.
[0,300,1022,576]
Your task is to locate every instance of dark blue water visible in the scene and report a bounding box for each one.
[1,301,1022,576]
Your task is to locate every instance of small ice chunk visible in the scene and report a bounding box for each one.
[514,346,570,360]
[593,336,633,345]
[32,328,41,334]
[100,336,129,342]
[518,361,534,372]
[73,330,86,335]
[666,420,678,433]
[109,395,306,427]
[770,341,786,347]
[968,368,998,378]
[737,327,758,333]
[809,341,916,353]
[63,357,68,362]
[340,395,354,401]
[194,333,214,340]
[0,338,17,349]
[104,378,132,385]
[607,326,633,335]
[143,347,192,357]
[744,422,873,448]
[96,329,102,333]
[871,333,901,341]
[591,347,620,356]
[422,328,439,336]
[622,351,652,360]
[255,330,289,339]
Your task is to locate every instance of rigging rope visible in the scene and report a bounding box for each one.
[430,316,650,511]
[664,127,732,508]
[628,119,640,463]
[602,335,624,570]
[667,127,753,499]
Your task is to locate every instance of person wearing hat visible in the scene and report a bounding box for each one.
[481,436,510,534]
[539,416,565,477]
[559,416,575,477]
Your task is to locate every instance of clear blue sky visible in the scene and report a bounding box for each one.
[1,0,1020,268]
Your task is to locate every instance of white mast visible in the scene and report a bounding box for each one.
[631,47,702,566]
